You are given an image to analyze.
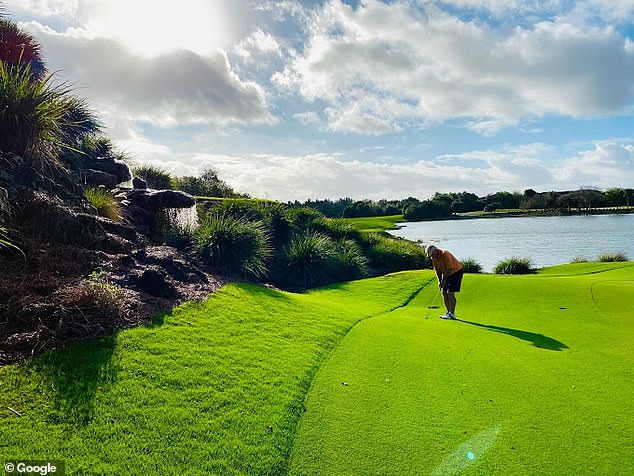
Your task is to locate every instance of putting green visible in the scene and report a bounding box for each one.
[288,264,634,475]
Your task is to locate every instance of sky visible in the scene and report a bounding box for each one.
[6,0,634,201]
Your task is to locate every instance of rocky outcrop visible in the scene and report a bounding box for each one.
[116,188,196,237]
[82,157,131,186]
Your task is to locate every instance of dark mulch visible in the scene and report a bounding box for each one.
[0,237,224,366]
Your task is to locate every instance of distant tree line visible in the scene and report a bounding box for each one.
[290,188,634,220]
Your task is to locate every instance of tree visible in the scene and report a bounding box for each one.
[605,188,626,208]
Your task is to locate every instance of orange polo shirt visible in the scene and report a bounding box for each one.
[431,249,463,278]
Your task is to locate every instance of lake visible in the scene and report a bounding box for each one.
[389,214,634,272]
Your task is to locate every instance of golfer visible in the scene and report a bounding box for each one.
[425,244,464,320]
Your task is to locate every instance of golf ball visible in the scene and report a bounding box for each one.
[467,452,475,460]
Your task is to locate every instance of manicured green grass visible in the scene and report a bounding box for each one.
[346,214,405,233]
[0,272,425,475]
[288,262,634,475]
[2,263,632,475]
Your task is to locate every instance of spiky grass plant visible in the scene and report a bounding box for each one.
[279,231,336,289]
[0,226,22,256]
[494,256,534,274]
[85,187,121,221]
[331,239,368,281]
[0,17,46,80]
[196,213,271,278]
[0,61,89,170]
[460,257,483,273]
[132,164,173,190]
[363,233,428,273]
[598,252,628,262]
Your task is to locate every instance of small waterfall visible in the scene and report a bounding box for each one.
[166,205,199,232]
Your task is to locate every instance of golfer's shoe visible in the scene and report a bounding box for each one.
[439,313,455,320]
[448,312,457,319]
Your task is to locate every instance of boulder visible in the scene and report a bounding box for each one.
[81,169,118,188]
[132,176,147,189]
[120,189,195,211]
[84,158,132,185]
[17,191,107,246]
[131,268,177,298]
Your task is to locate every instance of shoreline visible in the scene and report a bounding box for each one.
[437,207,634,221]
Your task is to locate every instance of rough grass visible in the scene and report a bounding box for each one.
[288,262,634,475]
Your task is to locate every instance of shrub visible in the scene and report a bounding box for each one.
[85,187,121,221]
[330,239,368,282]
[494,257,534,274]
[55,270,127,332]
[314,217,360,241]
[133,164,173,190]
[0,16,46,80]
[460,258,483,273]
[598,252,628,262]
[363,233,428,273]
[0,61,85,168]
[570,256,589,263]
[196,213,271,278]
[162,225,196,252]
[277,231,336,289]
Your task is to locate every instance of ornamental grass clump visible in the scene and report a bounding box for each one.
[494,256,534,274]
[460,257,483,273]
[196,213,271,278]
[598,252,628,262]
[278,231,336,289]
[85,187,121,221]
[363,233,428,274]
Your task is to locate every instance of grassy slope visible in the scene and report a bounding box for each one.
[0,272,426,476]
[289,263,634,475]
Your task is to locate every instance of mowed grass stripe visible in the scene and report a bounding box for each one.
[0,272,428,476]
[288,263,634,475]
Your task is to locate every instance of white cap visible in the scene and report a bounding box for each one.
[425,244,437,258]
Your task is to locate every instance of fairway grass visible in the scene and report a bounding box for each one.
[0,272,427,475]
[346,215,405,233]
[1,264,632,475]
[289,263,634,475]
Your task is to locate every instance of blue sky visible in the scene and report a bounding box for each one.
[7,0,634,200]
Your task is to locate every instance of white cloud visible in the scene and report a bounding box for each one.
[4,0,80,19]
[23,22,275,128]
[274,0,634,135]
[234,29,283,64]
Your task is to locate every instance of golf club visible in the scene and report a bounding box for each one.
[424,286,441,319]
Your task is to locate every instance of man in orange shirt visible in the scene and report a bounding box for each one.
[425,244,464,320]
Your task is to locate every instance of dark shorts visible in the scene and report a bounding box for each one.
[443,269,464,293]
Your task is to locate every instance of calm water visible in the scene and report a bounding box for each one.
[390,214,634,272]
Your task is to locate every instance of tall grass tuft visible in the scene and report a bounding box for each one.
[0,226,23,256]
[278,231,336,289]
[0,16,46,80]
[0,61,86,170]
[598,252,628,262]
[132,164,173,190]
[460,257,483,273]
[196,213,271,278]
[363,233,428,273]
[494,257,534,274]
[331,239,368,281]
[85,187,121,221]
